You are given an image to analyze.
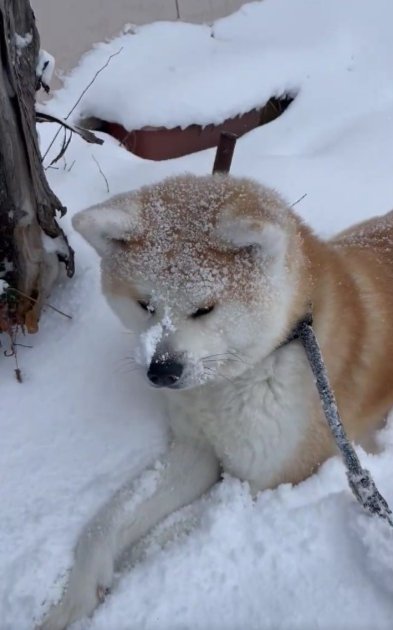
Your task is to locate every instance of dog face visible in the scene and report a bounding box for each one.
[73,174,302,390]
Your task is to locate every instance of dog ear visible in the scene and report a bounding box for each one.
[72,193,141,256]
[216,214,287,260]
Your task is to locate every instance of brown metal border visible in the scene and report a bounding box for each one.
[99,96,292,161]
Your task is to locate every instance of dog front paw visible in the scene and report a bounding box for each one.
[37,529,114,630]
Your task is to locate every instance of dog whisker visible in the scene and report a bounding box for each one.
[201,363,236,386]
[227,350,252,366]
[202,353,242,363]
[216,372,236,386]
[122,365,144,376]
[114,364,142,376]
[203,358,240,365]
[201,351,251,367]
[117,356,138,367]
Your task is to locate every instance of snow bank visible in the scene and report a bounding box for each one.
[47,0,393,136]
[2,0,393,628]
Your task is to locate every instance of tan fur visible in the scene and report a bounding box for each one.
[96,175,393,484]
[255,210,393,485]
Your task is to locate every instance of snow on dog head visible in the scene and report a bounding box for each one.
[73,174,306,390]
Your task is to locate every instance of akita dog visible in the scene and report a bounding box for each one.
[40,174,393,629]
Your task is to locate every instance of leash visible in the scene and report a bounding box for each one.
[290,313,393,526]
[212,131,392,526]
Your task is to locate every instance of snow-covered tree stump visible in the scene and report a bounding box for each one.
[0,0,74,335]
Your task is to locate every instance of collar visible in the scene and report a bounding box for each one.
[278,311,314,350]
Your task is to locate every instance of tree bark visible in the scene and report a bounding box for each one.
[0,0,74,334]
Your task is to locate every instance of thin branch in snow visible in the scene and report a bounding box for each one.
[65,47,123,121]
[3,329,23,383]
[36,110,103,145]
[46,127,73,169]
[92,154,110,193]
[15,365,22,383]
[9,287,72,320]
[41,48,123,163]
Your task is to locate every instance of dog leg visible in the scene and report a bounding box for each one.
[38,440,219,630]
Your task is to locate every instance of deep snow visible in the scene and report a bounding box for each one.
[2,0,393,628]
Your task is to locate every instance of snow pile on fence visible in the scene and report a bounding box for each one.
[48,0,393,134]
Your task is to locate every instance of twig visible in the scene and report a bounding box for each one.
[64,48,123,121]
[3,329,23,383]
[92,154,110,193]
[41,47,123,162]
[47,127,73,168]
[290,193,307,208]
[8,287,72,320]
[36,110,103,146]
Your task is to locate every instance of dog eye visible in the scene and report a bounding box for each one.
[191,305,215,318]
[138,300,155,314]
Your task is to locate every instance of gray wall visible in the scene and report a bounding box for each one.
[32,0,250,83]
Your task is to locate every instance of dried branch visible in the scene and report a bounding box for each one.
[92,154,109,193]
[42,47,123,163]
[36,109,103,145]
[8,286,72,320]
[47,127,73,168]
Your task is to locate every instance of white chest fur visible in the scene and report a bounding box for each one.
[166,344,314,493]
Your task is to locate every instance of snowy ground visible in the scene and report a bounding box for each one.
[2,0,393,628]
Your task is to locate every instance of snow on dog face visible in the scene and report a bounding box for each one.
[73,174,302,389]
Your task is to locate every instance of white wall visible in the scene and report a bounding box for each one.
[32,0,250,83]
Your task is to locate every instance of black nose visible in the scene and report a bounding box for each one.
[147,357,183,388]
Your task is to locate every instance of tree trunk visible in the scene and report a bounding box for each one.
[0,0,74,334]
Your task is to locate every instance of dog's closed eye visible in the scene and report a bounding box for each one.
[138,300,155,314]
[191,305,215,319]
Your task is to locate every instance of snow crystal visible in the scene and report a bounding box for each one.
[137,308,176,366]
[41,233,69,256]
[36,50,55,88]
[14,32,32,50]
[162,306,175,333]
[138,322,165,365]
[105,174,278,322]
[351,509,393,596]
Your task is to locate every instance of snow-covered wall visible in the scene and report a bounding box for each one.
[31,0,248,88]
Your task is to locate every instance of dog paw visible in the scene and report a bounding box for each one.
[37,530,114,630]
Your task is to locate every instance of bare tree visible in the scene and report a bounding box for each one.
[0,0,74,336]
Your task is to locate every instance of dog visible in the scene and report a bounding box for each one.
[39,174,393,629]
